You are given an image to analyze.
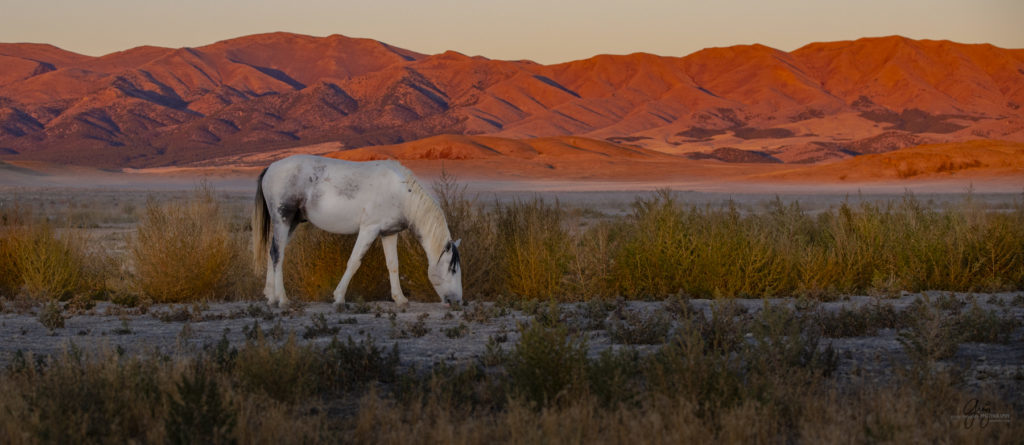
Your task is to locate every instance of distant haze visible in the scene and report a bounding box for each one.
[1,0,1021,64]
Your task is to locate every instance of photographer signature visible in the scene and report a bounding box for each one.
[958,399,1011,429]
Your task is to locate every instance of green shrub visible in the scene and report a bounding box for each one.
[645,320,745,419]
[37,301,65,332]
[317,335,399,393]
[234,335,318,403]
[508,322,588,407]
[898,297,961,367]
[586,348,642,407]
[301,313,340,339]
[956,302,1019,344]
[443,323,469,338]
[607,308,672,344]
[167,362,237,445]
[809,302,908,338]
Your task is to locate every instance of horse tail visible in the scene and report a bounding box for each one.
[252,167,271,273]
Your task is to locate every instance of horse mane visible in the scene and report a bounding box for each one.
[402,172,452,260]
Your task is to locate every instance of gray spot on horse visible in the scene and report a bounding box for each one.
[334,179,360,199]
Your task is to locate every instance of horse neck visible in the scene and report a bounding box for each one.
[403,182,451,266]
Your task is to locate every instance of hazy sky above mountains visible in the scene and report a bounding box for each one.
[2,0,1021,64]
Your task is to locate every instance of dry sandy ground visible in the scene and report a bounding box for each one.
[3,139,1023,196]
[0,293,1021,398]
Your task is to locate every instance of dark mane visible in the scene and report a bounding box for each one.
[443,241,460,274]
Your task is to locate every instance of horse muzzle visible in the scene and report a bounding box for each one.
[443,295,464,306]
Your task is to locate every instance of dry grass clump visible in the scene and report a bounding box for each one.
[433,169,501,299]
[283,227,381,301]
[129,185,255,302]
[282,227,434,302]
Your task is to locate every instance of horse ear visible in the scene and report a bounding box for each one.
[453,239,461,248]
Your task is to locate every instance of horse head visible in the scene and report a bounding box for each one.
[429,239,463,306]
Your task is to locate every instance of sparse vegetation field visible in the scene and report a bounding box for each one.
[0,182,1021,443]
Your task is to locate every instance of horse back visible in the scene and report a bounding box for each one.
[262,155,411,235]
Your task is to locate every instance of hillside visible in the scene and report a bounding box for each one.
[0,33,1022,168]
[752,140,1024,182]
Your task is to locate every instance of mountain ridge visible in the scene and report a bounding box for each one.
[1,32,1022,168]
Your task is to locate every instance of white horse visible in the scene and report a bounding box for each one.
[252,155,462,307]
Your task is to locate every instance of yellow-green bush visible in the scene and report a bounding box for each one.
[606,192,1024,300]
[496,199,571,300]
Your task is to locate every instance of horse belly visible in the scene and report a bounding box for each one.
[304,195,362,234]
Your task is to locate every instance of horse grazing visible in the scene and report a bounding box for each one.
[252,155,462,307]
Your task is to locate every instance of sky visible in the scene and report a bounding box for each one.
[1,0,1022,64]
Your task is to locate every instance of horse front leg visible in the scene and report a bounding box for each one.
[333,227,379,306]
[381,234,408,306]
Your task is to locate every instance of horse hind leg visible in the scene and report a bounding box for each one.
[332,227,379,306]
[381,234,408,306]
[265,223,292,308]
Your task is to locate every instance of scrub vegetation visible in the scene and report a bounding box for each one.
[0,181,1021,443]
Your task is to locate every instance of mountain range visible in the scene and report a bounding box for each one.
[1,32,1022,168]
